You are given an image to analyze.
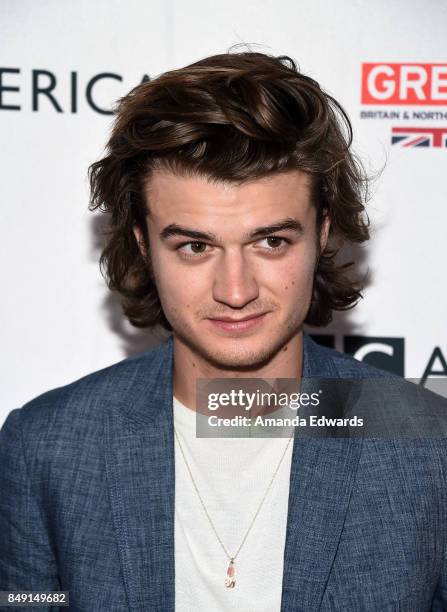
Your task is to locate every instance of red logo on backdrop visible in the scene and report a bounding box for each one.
[362,63,447,105]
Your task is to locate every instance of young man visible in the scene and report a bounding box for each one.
[1,52,446,611]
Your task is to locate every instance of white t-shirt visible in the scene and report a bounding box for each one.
[173,396,294,612]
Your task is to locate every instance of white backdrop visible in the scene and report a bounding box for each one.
[1,0,446,426]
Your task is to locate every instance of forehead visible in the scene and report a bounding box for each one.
[144,169,315,229]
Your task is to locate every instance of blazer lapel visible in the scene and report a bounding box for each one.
[280,336,364,611]
[104,333,363,611]
[104,336,176,612]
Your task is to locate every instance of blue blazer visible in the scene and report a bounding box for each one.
[1,334,446,611]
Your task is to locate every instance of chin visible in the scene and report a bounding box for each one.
[172,316,301,371]
[197,339,285,371]
[202,352,273,371]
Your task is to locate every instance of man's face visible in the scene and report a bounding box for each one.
[135,169,329,370]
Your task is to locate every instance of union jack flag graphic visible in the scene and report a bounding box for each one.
[391,127,447,147]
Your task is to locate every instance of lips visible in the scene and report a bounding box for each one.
[207,312,268,332]
[210,314,265,323]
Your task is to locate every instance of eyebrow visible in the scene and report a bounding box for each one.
[159,218,304,242]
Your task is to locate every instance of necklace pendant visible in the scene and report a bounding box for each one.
[225,559,236,588]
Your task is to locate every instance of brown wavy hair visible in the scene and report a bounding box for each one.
[89,51,369,330]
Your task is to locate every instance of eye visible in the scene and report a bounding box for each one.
[257,236,289,251]
[177,241,210,258]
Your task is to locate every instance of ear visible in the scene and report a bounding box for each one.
[133,225,147,258]
[319,214,331,253]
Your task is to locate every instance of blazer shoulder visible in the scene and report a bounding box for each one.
[304,337,447,430]
[323,344,447,414]
[9,337,172,433]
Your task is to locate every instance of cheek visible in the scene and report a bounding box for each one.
[262,249,317,297]
[151,253,208,310]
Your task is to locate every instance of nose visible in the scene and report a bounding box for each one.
[212,248,259,309]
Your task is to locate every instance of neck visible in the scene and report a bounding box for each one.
[173,333,303,411]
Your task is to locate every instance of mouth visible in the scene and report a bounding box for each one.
[207,312,269,333]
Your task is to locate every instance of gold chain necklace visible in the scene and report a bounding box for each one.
[173,426,294,588]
